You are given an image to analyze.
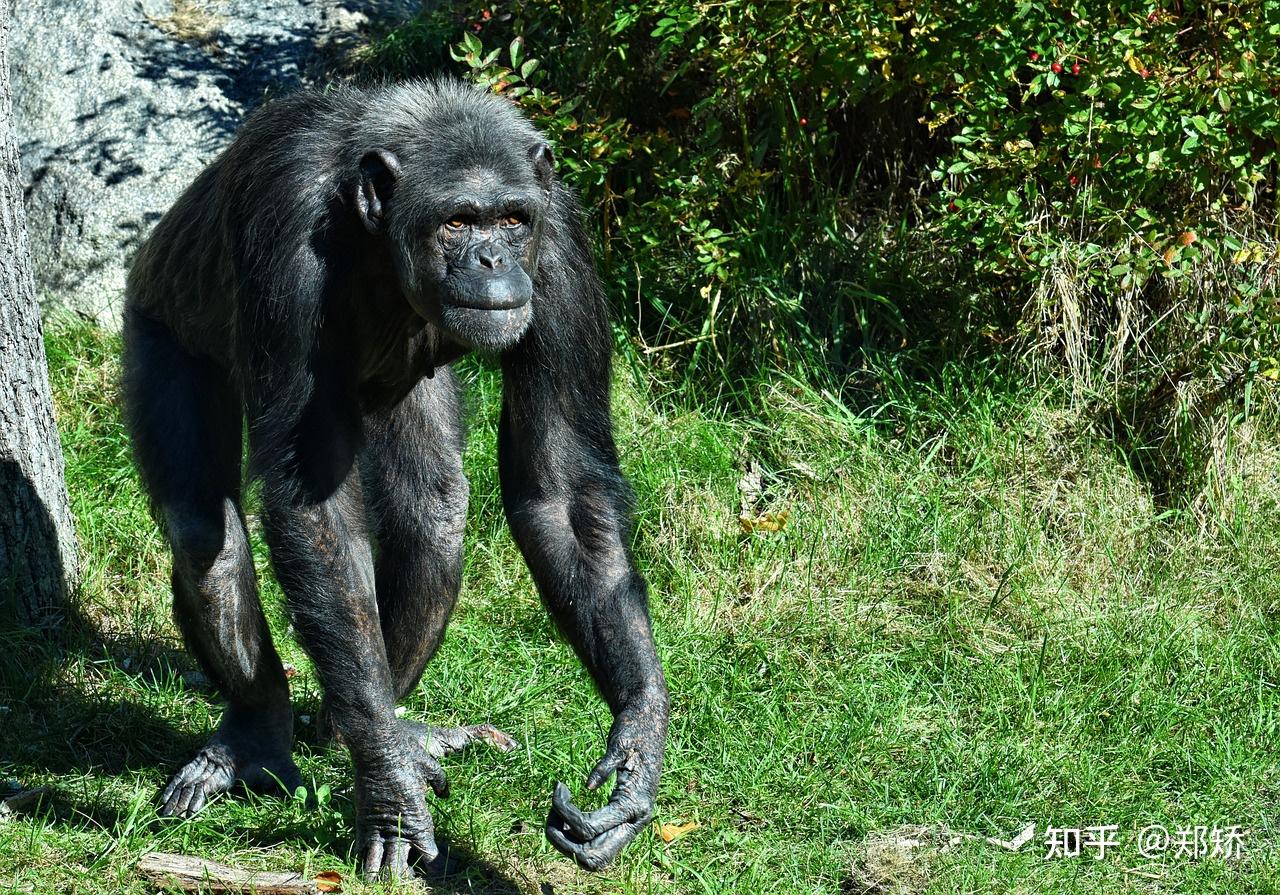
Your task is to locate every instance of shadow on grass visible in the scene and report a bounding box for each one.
[0,481,523,893]
[0,624,200,782]
[424,838,524,895]
[2,452,191,781]
[1,625,525,892]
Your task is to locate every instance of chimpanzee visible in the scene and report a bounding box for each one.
[121,79,669,878]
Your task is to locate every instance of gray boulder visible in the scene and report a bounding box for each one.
[11,0,415,327]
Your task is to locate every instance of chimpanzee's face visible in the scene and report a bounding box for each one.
[354,143,554,353]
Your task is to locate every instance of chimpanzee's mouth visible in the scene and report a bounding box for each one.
[438,302,533,354]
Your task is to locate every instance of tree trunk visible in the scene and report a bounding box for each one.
[0,0,81,627]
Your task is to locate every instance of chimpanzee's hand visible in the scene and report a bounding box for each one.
[355,719,518,879]
[353,754,445,881]
[545,707,666,870]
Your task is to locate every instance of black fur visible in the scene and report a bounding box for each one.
[121,79,669,877]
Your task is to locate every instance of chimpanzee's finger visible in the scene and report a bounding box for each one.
[411,754,451,798]
[381,838,410,879]
[185,785,209,816]
[551,781,645,841]
[585,748,629,790]
[159,755,205,809]
[362,838,385,879]
[413,830,440,863]
[546,815,645,871]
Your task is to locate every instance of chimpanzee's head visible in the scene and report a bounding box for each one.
[352,84,554,353]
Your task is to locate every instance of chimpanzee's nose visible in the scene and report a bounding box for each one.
[477,247,506,269]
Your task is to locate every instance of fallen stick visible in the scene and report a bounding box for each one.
[0,787,50,818]
[137,853,329,894]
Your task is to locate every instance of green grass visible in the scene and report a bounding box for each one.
[2,317,1278,894]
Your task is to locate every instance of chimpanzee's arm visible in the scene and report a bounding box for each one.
[498,195,670,870]
[233,221,447,879]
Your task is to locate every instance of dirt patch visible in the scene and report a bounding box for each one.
[845,825,947,895]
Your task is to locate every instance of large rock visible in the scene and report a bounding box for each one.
[11,0,415,328]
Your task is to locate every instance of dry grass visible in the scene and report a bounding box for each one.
[147,0,226,49]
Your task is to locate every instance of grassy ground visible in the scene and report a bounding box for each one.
[2,317,1278,894]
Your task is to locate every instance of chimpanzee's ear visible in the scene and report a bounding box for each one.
[529,142,555,188]
[355,149,401,235]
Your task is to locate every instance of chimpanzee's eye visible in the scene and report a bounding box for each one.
[445,218,467,230]
[502,215,524,227]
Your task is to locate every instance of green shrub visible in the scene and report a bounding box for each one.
[363,1,1280,493]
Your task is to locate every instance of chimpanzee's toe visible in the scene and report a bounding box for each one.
[158,746,236,817]
[157,732,301,818]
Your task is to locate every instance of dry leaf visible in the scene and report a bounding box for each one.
[659,821,700,843]
[314,870,342,893]
[739,510,790,533]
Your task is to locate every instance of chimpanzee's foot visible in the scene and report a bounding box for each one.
[158,706,301,817]
[402,719,518,759]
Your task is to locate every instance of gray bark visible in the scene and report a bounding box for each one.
[0,0,81,627]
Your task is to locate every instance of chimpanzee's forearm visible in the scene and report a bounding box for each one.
[260,477,401,760]
[504,490,669,716]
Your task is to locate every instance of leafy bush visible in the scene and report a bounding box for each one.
[364,1,1280,493]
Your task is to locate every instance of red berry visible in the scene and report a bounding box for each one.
[799,117,808,126]
[1148,11,1158,23]
[472,22,482,32]
[1140,68,1150,78]
[1051,62,1063,74]
[1068,174,1079,186]
[1029,50,1040,62]
[948,201,959,213]
[1071,62,1081,75]
[481,9,491,19]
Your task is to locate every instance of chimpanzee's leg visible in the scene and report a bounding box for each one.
[358,371,516,756]
[122,310,300,816]
[361,371,467,699]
